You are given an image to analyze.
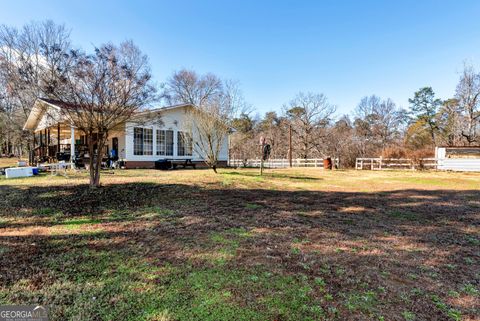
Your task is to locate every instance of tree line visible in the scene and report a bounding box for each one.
[230,68,480,167]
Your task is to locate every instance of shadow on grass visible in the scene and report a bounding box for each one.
[0,181,479,320]
[223,170,321,181]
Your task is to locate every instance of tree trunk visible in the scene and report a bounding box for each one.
[87,134,96,187]
[212,164,217,173]
[89,132,106,188]
[93,152,103,187]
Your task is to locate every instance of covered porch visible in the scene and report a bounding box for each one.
[30,122,117,168]
[25,98,119,168]
[30,122,87,165]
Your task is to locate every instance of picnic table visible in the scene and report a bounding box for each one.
[171,159,196,169]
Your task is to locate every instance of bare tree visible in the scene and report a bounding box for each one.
[325,116,357,167]
[0,57,17,155]
[165,69,246,172]
[354,95,407,152]
[164,69,222,106]
[230,113,257,162]
[455,64,480,144]
[285,92,336,159]
[45,41,156,187]
[257,111,289,159]
[0,20,71,156]
[437,98,463,146]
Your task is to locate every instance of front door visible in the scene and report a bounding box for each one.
[111,137,119,160]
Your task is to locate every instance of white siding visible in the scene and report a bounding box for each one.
[124,106,229,162]
[438,159,480,172]
[435,147,446,159]
[436,147,480,171]
[36,108,62,131]
[108,128,126,158]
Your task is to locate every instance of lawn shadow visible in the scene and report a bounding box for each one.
[0,181,479,320]
[223,170,321,181]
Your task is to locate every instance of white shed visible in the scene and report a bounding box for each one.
[435,146,480,172]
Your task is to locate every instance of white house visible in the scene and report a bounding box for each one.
[23,98,230,168]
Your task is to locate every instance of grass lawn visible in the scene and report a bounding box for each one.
[0,168,479,320]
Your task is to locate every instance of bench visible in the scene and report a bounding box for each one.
[171,159,196,169]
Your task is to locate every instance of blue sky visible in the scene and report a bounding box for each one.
[2,0,480,116]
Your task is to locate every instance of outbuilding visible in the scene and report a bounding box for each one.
[435,146,480,172]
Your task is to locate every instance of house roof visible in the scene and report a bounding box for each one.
[36,98,80,110]
[133,103,193,116]
[23,99,56,131]
[41,98,193,113]
[23,98,194,131]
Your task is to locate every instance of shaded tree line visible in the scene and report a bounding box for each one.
[230,64,480,167]
[230,93,409,168]
[0,21,71,156]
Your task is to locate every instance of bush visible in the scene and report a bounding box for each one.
[381,147,408,159]
[380,146,434,170]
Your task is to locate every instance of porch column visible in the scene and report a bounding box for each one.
[39,131,43,157]
[70,126,75,168]
[47,129,51,157]
[44,128,48,158]
[57,124,61,154]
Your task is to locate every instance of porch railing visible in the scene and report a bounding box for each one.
[33,144,73,158]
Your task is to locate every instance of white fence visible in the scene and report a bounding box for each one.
[355,158,438,170]
[356,157,480,171]
[228,158,339,168]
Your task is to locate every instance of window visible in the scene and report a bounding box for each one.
[133,127,153,155]
[133,128,143,155]
[156,130,165,155]
[166,130,174,156]
[144,129,153,155]
[177,131,193,156]
[156,129,174,156]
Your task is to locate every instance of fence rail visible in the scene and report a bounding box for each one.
[355,157,438,170]
[228,158,338,168]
